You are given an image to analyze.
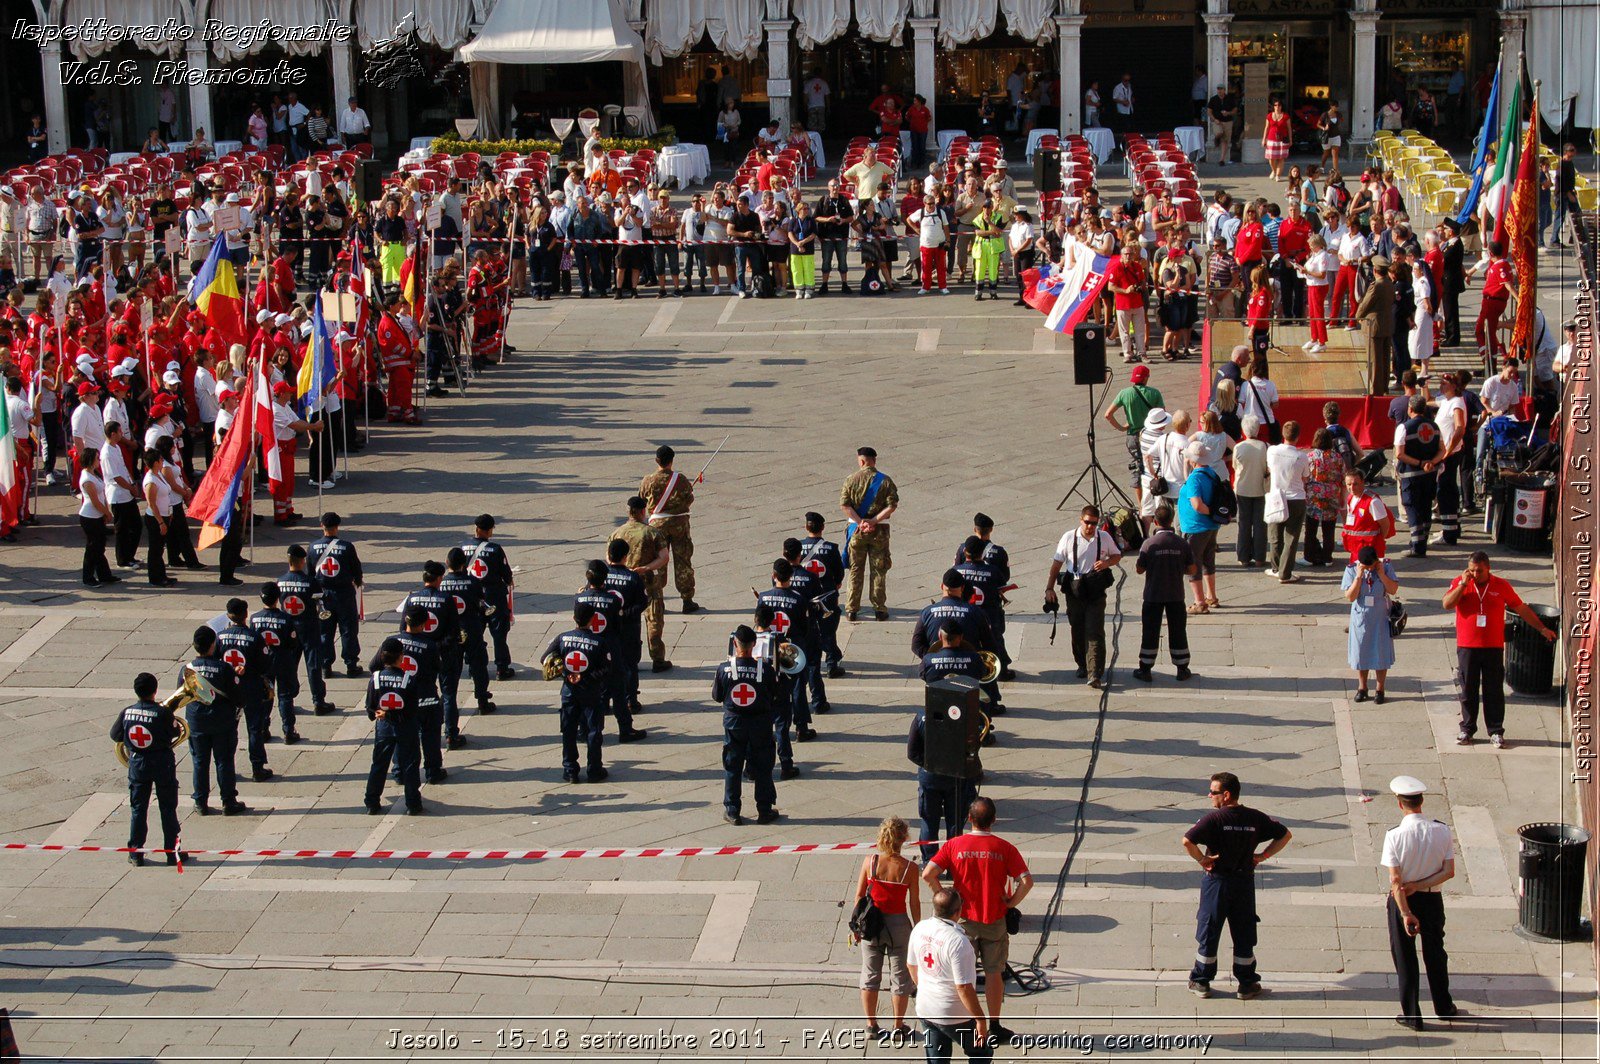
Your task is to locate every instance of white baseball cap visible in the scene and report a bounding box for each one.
[274,313,292,325]
[256,309,274,324]
[111,364,134,378]
[162,370,182,386]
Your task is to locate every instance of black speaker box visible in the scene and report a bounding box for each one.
[356,158,387,202]
[1033,148,1061,193]
[1073,321,1107,386]
[924,678,982,779]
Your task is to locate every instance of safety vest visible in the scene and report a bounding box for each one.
[1399,416,1442,479]
[1342,492,1390,556]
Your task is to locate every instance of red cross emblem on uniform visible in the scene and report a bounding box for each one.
[283,595,304,616]
[261,630,281,647]
[1417,423,1437,444]
[126,724,153,749]
[379,691,404,712]
[730,682,758,707]
[317,555,340,578]
[223,648,246,669]
[970,587,986,606]
[804,557,825,576]
[772,611,792,634]
[452,595,466,614]
[564,650,589,674]
[468,557,488,579]
[586,613,608,634]
[399,654,418,674]
[922,951,936,969]
[422,612,439,633]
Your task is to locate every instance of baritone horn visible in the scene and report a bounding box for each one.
[976,651,1002,684]
[114,666,211,766]
[541,653,563,681]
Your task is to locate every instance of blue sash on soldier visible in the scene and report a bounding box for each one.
[843,471,886,567]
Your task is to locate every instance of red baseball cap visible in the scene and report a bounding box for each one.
[76,380,100,397]
[272,380,294,397]
[1130,365,1150,384]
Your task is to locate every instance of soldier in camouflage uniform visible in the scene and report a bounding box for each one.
[840,446,899,621]
[639,444,700,613]
[608,495,673,672]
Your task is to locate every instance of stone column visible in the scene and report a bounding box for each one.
[1056,14,1086,135]
[763,18,794,132]
[184,39,216,144]
[1349,11,1380,147]
[41,41,70,154]
[911,17,938,134]
[1202,13,1232,154]
[1498,11,1527,130]
[331,36,357,119]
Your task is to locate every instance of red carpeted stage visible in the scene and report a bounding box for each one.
[1199,320,1398,449]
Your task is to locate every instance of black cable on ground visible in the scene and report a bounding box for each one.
[1004,567,1126,995]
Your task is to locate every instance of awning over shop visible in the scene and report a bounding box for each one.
[1527,0,1599,130]
[458,0,655,135]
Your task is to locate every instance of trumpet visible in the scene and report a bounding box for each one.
[114,666,212,766]
[976,651,1002,684]
[540,653,563,681]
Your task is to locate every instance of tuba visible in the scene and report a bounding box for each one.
[115,666,211,766]
[976,651,1002,684]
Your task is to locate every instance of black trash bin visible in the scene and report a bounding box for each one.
[1501,471,1557,554]
[1506,604,1560,695]
[1516,823,1592,942]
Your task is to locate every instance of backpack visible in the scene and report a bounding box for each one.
[752,272,775,299]
[1203,468,1237,525]
[1109,506,1144,553]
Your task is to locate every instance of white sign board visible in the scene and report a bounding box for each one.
[212,204,241,232]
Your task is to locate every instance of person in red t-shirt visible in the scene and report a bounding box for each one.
[906,94,933,168]
[1441,551,1555,748]
[1470,240,1513,363]
[1108,244,1150,364]
[922,797,1032,1045]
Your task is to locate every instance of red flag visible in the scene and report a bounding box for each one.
[1505,87,1540,357]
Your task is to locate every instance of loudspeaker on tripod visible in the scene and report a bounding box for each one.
[1072,321,1106,386]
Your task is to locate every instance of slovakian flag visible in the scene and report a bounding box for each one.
[192,235,246,350]
[1042,253,1114,333]
[1021,262,1070,314]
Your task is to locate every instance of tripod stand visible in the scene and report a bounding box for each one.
[1056,367,1137,514]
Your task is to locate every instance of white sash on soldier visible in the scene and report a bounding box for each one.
[646,471,681,524]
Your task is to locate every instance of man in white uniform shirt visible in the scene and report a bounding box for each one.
[337,97,371,147]
[907,888,992,1061]
[1380,776,1457,1031]
[70,379,106,459]
[1044,504,1122,688]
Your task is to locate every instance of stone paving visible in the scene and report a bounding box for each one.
[0,153,1594,1061]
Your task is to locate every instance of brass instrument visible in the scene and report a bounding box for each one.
[541,653,563,681]
[115,666,211,766]
[777,642,807,676]
[976,651,1002,684]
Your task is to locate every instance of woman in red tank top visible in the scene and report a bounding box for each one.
[851,816,922,1043]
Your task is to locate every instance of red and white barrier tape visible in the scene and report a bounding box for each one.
[2,840,874,862]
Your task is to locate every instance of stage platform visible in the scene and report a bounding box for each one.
[1201,320,1395,449]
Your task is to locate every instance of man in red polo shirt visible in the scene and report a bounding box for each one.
[1441,551,1556,749]
[923,797,1032,1046]
[1275,202,1312,319]
[1108,243,1149,365]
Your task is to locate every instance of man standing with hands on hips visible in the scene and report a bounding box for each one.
[1381,774,1458,1031]
[1441,551,1557,749]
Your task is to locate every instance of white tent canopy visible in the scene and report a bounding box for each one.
[458,0,656,136]
[1527,0,1600,130]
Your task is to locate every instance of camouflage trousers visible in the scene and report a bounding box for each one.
[845,526,891,613]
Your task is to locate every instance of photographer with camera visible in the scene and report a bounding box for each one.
[1045,505,1122,690]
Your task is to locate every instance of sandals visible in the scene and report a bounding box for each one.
[1187,603,1209,615]
[1206,597,1221,609]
